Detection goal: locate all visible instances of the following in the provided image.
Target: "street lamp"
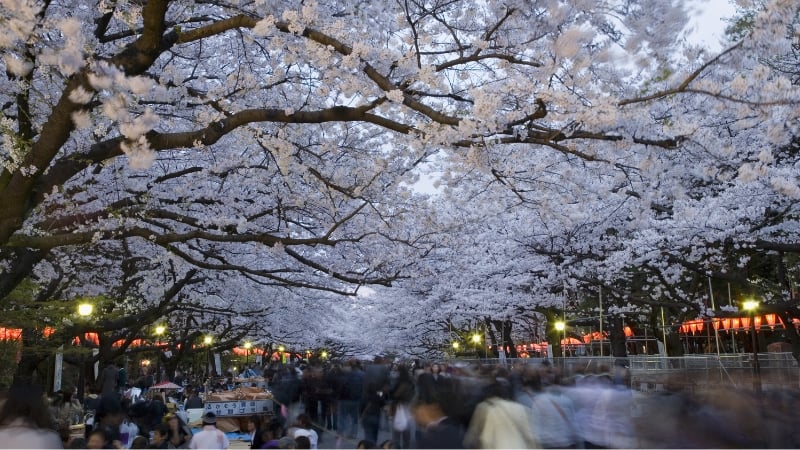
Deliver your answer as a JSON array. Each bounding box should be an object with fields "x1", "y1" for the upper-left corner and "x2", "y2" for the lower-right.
[
  {"x1": 743, "y1": 300, "x2": 762, "y2": 394},
  {"x1": 452, "y1": 341, "x2": 459, "y2": 356},
  {"x1": 78, "y1": 303, "x2": 94, "y2": 317},
  {"x1": 76, "y1": 303, "x2": 93, "y2": 402},
  {"x1": 555, "y1": 321, "x2": 566, "y2": 358},
  {"x1": 244, "y1": 342, "x2": 252, "y2": 366},
  {"x1": 472, "y1": 333, "x2": 484, "y2": 358},
  {"x1": 153, "y1": 325, "x2": 166, "y2": 383},
  {"x1": 204, "y1": 336, "x2": 213, "y2": 377}
]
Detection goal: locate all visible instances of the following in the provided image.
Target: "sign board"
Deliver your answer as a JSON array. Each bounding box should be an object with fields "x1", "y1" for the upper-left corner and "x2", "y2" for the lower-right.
[{"x1": 204, "y1": 399, "x2": 273, "y2": 417}]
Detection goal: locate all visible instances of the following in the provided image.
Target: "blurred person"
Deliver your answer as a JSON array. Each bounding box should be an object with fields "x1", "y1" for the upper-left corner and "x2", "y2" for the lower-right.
[
  {"x1": 411, "y1": 375, "x2": 465, "y2": 449},
  {"x1": 463, "y1": 377, "x2": 538, "y2": 449},
  {"x1": 289, "y1": 413, "x2": 318, "y2": 449},
  {"x1": 356, "y1": 440, "x2": 375, "y2": 449},
  {"x1": 148, "y1": 393, "x2": 168, "y2": 430},
  {"x1": 98, "y1": 362, "x2": 120, "y2": 398},
  {"x1": 52, "y1": 388, "x2": 83, "y2": 427},
  {"x1": 247, "y1": 415, "x2": 264, "y2": 449},
  {"x1": 566, "y1": 374, "x2": 636, "y2": 449},
  {"x1": 0, "y1": 382, "x2": 62, "y2": 448},
  {"x1": 119, "y1": 414, "x2": 140, "y2": 449},
  {"x1": 294, "y1": 435, "x2": 311, "y2": 449},
  {"x1": 388, "y1": 365, "x2": 414, "y2": 449},
  {"x1": 164, "y1": 413, "x2": 191, "y2": 448},
  {"x1": 93, "y1": 394, "x2": 125, "y2": 448},
  {"x1": 87, "y1": 427, "x2": 115, "y2": 449},
  {"x1": 150, "y1": 423, "x2": 171, "y2": 449},
  {"x1": 183, "y1": 389, "x2": 203, "y2": 409},
  {"x1": 67, "y1": 437, "x2": 88, "y2": 449},
  {"x1": 336, "y1": 361, "x2": 364, "y2": 441},
  {"x1": 360, "y1": 382, "x2": 386, "y2": 443},
  {"x1": 188, "y1": 412, "x2": 228, "y2": 449},
  {"x1": 515, "y1": 366, "x2": 582, "y2": 449},
  {"x1": 300, "y1": 365, "x2": 325, "y2": 425},
  {"x1": 130, "y1": 436, "x2": 149, "y2": 449},
  {"x1": 276, "y1": 436, "x2": 296, "y2": 449}
]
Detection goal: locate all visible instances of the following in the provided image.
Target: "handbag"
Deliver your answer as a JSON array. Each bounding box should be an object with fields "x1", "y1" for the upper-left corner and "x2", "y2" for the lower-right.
[{"x1": 392, "y1": 403, "x2": 410, "y2": 431}]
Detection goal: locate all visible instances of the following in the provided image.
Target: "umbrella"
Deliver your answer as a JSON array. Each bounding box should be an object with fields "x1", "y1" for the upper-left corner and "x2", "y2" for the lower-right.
[{"x1": 150, "y1": 381, "x2": 181, "y2": 390}]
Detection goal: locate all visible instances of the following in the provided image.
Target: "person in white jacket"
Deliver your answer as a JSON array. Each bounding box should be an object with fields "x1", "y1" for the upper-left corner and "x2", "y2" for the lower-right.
[
  {"x1": 463, "y1": 377, "x2": 539, "y2": 449},
  {"x1": 189, "y1": 412, "x2": 229, "y2": 449}
]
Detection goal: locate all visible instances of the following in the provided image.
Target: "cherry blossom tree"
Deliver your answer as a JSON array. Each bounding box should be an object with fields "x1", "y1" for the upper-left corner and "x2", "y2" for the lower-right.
[{"x1": 1, "y1": 0, "x2": 800, "y2": 364}]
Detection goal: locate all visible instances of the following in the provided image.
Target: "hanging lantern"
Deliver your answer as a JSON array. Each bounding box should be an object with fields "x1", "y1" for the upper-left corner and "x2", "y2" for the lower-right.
[
  {"x1": 712, "y1": 318, "x2": 720, "y2": 330},
  {"x1": 695, "y1": 320, "x2": 704, "y2": 333},
  {"x1": 754, "y1": 316, "x2": 762, "y2": 331},
  {"x1": 624, "y1": 326, "x2": 634, "y2": 337},
  {"x1": 721, "y1": 318, "x2": 731, "y2": 330},
  {"x1": 740, "y1": 317, "x2": 750, "y2": 329},
  {"x1": 765, "y1": 314, "x2": 776, "y2": 330}
]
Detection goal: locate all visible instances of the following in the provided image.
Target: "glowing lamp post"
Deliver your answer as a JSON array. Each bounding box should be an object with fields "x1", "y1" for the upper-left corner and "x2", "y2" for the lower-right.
[
  {"x1": 244, "y1": 342, "x2": 252, "y2": 366},
  {"x1": 743, "y1": 300, "x2": 762, "y2": 394},
  {"x1": 76, "y1": 303, "x2": 93, "y2": 401},
  {"x1": 154, "y1": 325, "x2": 166, "y2": 383},
  {"x1": 555, "y1": 321, "x2": 566, "y2": 358},
  {"x1": 472, "y1": 333, "x2": 484, "y2": 358},
  {"x1": 78, "y1": 303, "x2": 94, "y2": 317},
  {"x1": 204, "y1": 336, "x2": 213, "y2": 377}
]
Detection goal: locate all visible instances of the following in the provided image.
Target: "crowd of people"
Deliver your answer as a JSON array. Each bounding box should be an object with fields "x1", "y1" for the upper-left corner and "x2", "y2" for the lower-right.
[
  {"x1": 1, "y1": 355, "x2": 800, "y2": 448},
  {"x1": 264, "y1": 357, "x2": 800, "y2": 449}
]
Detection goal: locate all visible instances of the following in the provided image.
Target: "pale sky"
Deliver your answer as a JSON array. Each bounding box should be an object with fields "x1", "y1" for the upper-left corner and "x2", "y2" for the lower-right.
[{"x1": 687, "y1": 0, "x2": 739, "y2": 51}]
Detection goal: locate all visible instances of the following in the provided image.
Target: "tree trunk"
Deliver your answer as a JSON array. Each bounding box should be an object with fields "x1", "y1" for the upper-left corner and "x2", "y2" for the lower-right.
[
  {"x1": 12, "y1": 328, "x2": 49, "y2": 387},
  {"x1": 483, "y1": 316, "x2": 498, "y2": 357}
]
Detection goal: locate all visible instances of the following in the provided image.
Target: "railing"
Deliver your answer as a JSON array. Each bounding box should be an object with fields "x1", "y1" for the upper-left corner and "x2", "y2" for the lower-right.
[
  {"x1": 447, "y1": 353, "x2": 800, "y2": 390},
  {"x1": 448, "y1": 353, "x2": 799, "y2": 370}
]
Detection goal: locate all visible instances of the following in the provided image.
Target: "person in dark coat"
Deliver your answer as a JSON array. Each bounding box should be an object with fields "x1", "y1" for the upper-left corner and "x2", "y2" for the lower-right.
[
  {"x1": 98, "y1": 362, "x2": 119, "y2": 397},
  {"x1": 412, "y1": 375, "x2": 465, "y2": 449},
  {"x1": 360, "y1": 382, "x2": 386, "y2": 443}
]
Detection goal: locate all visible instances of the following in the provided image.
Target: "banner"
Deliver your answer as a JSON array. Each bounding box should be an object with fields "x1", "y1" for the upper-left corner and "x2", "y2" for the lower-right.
[
  {"x1": 92, "y1": 348, "x2": 100, "y2": 380},
  {"x1": 213, "y1": 353, "x2": 222, "y2": 376},
  {"x1": 53, "y1": 345, "x2": 63, "y2": 392},
  {"x1": 204, "y1": 399, "x2": 273, "y2": 417}
]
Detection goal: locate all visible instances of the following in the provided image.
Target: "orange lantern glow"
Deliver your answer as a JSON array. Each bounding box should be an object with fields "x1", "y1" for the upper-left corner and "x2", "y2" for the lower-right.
[
  {"x1": 624, "y1": 326, "x2": 634, "y2": 337},
  {"x1": 765, "y1": 314, "x2": 776, "y2": 330},
  {"x1": 740, "y1": 317, "x2": 750, "y2": 329}
]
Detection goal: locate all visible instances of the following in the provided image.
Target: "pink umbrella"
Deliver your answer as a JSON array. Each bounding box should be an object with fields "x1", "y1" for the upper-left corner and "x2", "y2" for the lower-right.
[{"x1": 150, "y1": 381, "x2": 181, "y2": 390}]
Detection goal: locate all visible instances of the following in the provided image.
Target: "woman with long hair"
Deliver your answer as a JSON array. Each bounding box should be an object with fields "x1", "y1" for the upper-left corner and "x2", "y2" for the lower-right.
[{"x1": 0, "y1": 382, "x2": 63, "y2": 448}]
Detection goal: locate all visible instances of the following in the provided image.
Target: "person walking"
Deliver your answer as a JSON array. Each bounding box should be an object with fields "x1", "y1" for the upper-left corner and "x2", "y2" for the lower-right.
[
  {"x1": 388, "y1": 366, "x2": 414, "y2": 449},
  {"x1": 188, "y1": 412, "x2": 229, "y2": 449}
]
